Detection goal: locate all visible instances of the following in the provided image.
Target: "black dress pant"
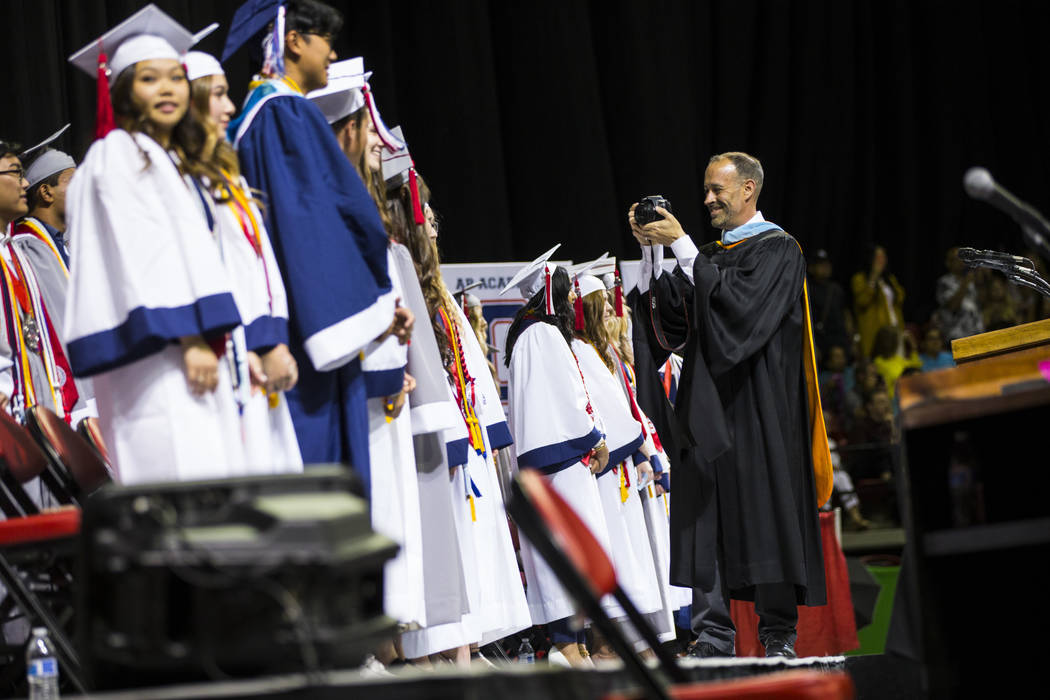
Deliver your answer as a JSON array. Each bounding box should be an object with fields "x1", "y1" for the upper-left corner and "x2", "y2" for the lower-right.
[{"x1": 691, "y1": 555, "x2": 799, "y2": 654}]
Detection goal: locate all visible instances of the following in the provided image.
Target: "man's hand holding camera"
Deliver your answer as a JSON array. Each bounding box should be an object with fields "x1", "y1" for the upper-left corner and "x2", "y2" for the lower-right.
[{"x1": 628, "y1": 195, "x2": 686, "y2": 247}]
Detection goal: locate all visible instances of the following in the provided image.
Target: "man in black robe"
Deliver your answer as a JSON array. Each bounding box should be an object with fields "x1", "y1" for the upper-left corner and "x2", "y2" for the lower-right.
[{"x1": 628, "y1": 151, "x2": 829, "y2": 658}]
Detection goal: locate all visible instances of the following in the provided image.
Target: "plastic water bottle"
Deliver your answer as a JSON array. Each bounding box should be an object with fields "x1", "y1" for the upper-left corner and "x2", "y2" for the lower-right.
[
  {"x1": 26, "y1": 627, "x2": 60, "y2": 699},
  {"x1": 517, "y1": 637, "x2": 535, "y2": 664}
]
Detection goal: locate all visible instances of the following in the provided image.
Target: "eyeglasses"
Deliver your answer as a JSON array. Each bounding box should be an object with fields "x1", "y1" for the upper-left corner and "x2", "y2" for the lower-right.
[
  {"x1": 0, "y1": 166, "x2": 26, "y2": 181},
  {"x1": 303, "y1": 31, "x2": 334, "y2": 46}
]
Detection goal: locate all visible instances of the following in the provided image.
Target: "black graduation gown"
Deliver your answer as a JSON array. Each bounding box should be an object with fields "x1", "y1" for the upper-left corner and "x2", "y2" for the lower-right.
[{"x1": 639, "y1": 230, "x2": 827, "y2": 606}]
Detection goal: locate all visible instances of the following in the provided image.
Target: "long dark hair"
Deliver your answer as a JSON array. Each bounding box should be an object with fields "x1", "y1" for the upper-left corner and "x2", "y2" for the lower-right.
[
  {"x1": 111, "y1": 63, "x2": 224, "y2": 184},
  {"x1": 504, "y1": 265, "x2": 574, "y2": 367}
]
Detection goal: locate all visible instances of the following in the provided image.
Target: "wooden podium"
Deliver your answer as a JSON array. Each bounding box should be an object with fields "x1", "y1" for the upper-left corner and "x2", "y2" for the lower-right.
[{"x1": 896, "y1": 318, "x2": 1050, "y2": 698}]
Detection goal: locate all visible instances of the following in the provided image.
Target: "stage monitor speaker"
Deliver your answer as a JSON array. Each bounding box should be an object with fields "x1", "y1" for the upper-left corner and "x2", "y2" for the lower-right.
[{"x1": 76, "y1": 465, "x2": 399, "y2": 690}]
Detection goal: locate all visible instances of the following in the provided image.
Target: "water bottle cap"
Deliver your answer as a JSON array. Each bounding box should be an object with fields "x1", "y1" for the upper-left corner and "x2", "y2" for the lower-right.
[{"x1": 31, "y1": 627, "x2": 47, "y2": 635}]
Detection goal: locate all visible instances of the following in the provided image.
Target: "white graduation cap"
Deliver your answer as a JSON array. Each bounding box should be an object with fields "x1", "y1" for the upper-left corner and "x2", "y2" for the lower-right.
[
  {"x1": 306, "y1": 57, "x2": 369, "y2": 124},
  {"x1": 68, "y1": 4, "x2": 201, "y2": 79},
  {"x1": 380, "y1": 125, "x2": 427, "y2": 226},
  {"x1": 576, "y1": 275, "x2": 606, "y2": 298},
  {"x1": 21, "y1": 125, "x2": 76, "y2": 190},
  {"x1": 499, "y1": 244, "x2": 562, "y2": 314},
  {"x1": 183, "y1": 50, "x2": 224, "y2": 82},
  {"x1": 568, "y1": 254, "x2": 611, "y2": 328},
  {"x1": 68, "y1": 5, "x2": 211, "y2": 140}
]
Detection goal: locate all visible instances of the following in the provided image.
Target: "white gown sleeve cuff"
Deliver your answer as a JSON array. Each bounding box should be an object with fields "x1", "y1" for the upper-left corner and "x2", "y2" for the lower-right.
[{"x1": 670, "y1": 235, "x2": 698, "y2": 283}]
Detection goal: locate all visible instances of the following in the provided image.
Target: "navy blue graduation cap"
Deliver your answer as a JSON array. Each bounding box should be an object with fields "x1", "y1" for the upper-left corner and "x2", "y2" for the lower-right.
[{"x1": 221, "y1": 0, "x2": 282, "y2": 62}]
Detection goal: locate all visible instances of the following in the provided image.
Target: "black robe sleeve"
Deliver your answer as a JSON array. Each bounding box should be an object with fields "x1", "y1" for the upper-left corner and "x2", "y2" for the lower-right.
[
  {"x1": 636, "y1": 265, "x2": 731, "y2": 463},
  {"x1": 693, "y1": 232, "x2": 807, "y2": 378}
]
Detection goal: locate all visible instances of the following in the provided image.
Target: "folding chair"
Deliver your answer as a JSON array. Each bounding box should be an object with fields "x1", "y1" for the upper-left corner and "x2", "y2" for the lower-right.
[
  {"x1": 26, "y1": 406, "x2": 110, "y2": 504},
  {"x1": 507, "y1": 469, "x2": 855, "y2": 700},
  {"x1": 76, "y1": 416, "x2": 110, "y2": 466},
  {"x1": 0, "y1": 411, "x2": 87, "y2": 694}
]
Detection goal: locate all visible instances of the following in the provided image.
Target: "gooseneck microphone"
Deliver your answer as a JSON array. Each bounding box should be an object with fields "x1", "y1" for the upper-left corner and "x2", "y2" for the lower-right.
[{"x1": 963, "y1": 167, "x2": 1050, "y2": 262}]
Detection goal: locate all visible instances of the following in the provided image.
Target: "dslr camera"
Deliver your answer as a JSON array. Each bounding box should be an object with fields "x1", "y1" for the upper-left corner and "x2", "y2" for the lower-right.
[{"x1": 634, "y1": 195, "x2": 672, "y2": 226}]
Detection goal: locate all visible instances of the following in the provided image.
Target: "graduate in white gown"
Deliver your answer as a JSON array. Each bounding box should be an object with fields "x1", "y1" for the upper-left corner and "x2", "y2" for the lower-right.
[
  {"x1": 601, "y1": 297, "x2": 691, "y2": 638},
  {"x1": 502, "y1": 247, "x2": 615, "y2": 668},
  {"x1": 307, "y1": 61, "x2": 426, "y2": 630},
  {"x1": 569, "y1": 272, "x2": 665, "y2": 659},
  {"x1": 383, "y1": 135, "x2": 529, "y2": 663},
  {"x1": 605, "y1": 297, "x2": 694, "y2": 616},
  {"x1": 185, "y1": 51, "x2": 303, "y2": 476},
  {"x1": 63, "y1": 6, "x2": 247, "y2": 484}
]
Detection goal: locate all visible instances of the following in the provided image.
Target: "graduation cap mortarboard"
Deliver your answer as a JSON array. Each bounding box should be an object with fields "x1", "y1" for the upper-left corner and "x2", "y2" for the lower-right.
[
  {"x1": 184, "y1": 51, "x2": 225, "y2": 82},
  {"x1": 68, "y1": 5, "x2": 209, "y2": 139},
  {"x1": 307, "y1": 57, "x2": 368, "y2": 124},
  {"x1": 221, "y1": 0, "x2": 282, "y2": 62},
  {"x1": 68, "y1": 4, "x2": 198, "y2": 79},
  {"x1": 567, "y1": 254, "x2": 607, "y2": 329},
  {"x1": 378, "y1": 125, "x2": 425, "y2": 225},
  {"x1": 19, "y1": 124, "x2": 76, "y2": 190},
  {"x1": 576, "y1": 275, "x2": 606, "y2": 298},
  {"x1": 499, "y1": 244, "x2": 562, "y2": 314}
]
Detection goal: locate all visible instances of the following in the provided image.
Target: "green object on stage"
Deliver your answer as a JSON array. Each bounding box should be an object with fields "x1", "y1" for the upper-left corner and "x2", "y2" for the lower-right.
[{"x1": 848, "y1": 565, "x2": 900, "y2": 656}]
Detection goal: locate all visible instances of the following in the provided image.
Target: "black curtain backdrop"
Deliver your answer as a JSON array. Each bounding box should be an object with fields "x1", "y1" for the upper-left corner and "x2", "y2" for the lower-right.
[{"x1": 3, "y1": 0, "x2": 1050, "y2": 324}]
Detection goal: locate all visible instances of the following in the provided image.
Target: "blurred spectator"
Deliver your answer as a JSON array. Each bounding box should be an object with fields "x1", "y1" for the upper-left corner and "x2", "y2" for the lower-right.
[
  {"x1": 808, "y1": 248, "x2": 853, "y2": 362},
  {"x1": 934, "y1": 247, "x2": 983, "y2": 342},
  {"x1": 981, "y1": 274, "x2": 1021, "y2": 331},
  {"x1": 918, "y1": 325, "x2": 955, "y2": 372},
  {"x1": 826, "y1": 431, "x2": 872, "y2": 531},
  {"x1": 848, "y1": 359, "x2": 884, "y2": 428},
  {"x1": 847, "y1": 386, "x2": 896, "y2": 482},
  {"x1": 851, "y1": 244, "x2": 905, "y2": 358},
  {"x1": 871, "y1": 325, "x2": 921, "y2": 400},
  {"x1": 818, "y1": 344, "x2": 855, "y2": 436}
]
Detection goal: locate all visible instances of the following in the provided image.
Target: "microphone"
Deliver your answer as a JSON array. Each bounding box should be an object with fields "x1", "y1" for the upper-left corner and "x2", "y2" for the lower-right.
[
  {"x1": 957, "y1": 247, "x2": 1035, "y2": 270},
  {"x1": 964, "y1": 168, "x2": 1050, "y2": 261}
]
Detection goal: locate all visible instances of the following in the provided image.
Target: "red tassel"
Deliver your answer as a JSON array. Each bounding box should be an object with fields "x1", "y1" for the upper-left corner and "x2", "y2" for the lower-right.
[
  {"x1": 574, "y1": 277, "x2": 585, "y2": 331},
  {"x1": 95, "y1": 43, "x2": 115, "y2": 140},
  {"x1": 408, "y1": 167, "x2": 425, "y2": 225},
  {"x1": 544, "y1": 265, "x2": 553, "y2": 315},
  {"x1": 614, "y1": 268, "x2": 624, "y2": 317}
]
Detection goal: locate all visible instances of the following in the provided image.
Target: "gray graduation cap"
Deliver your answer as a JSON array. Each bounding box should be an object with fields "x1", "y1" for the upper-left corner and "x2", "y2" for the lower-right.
[
  {"x1": 68, "y1": 4, "x2": 200, "y2": 79},
  {"x1": 21, "y1": 125, "x2": 76, "y2": 189},
  {"x1": 381, "y1": 125, "x2": 413, "y2": 187},
  {"x1": 306, "y1": 58, "x2": 369, "y2": 125},
  {"x1": 500, "y1": 244, "x2": 562, "y2": 301}
]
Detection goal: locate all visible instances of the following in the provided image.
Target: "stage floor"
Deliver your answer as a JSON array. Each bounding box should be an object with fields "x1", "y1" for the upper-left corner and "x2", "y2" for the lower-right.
[{"x1": 75, "y1": 653, "x2": 923, "y2": 699}]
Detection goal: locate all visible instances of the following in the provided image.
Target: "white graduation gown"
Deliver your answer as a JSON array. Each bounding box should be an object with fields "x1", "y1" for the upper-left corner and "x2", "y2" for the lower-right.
[
  {"x1": 63, "y1": 130, "x2": 246, "y2": 484},
  {"x1": 572, "y1": 339, "x2": 663, "y2": 621},
  {"x1": 450, "y1": 302, "x2": 530, "y2": 645},
  {"x1": 209, "y1": 176, "x2": 302, "y2": 474},
  {"x1": 507, "y1": 322, "x2": 615, "y2": 625},
  {"x1": 363, "y1": 247, "x2": 426, "y2": 627}
]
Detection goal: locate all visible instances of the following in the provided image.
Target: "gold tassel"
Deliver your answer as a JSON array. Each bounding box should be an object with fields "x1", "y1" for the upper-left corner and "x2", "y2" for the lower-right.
[
  {"x1": 267, "y1": 392, "x2": 280, "y2": 409},
  {"x1": 469, "y1": 494, "x2": 477, "y2": 522},
  {"x1": 619, "y1": 467, "x2": 629, "y2": 504}
]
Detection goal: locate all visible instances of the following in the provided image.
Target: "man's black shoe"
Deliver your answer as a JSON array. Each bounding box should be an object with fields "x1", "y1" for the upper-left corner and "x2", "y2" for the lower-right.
[
  {"x1": 763, "y1": 637, "x2": 797, "y2": 659},
  {"x1": 688, "y1": 641, "x2": 734, "y2": 658}
]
